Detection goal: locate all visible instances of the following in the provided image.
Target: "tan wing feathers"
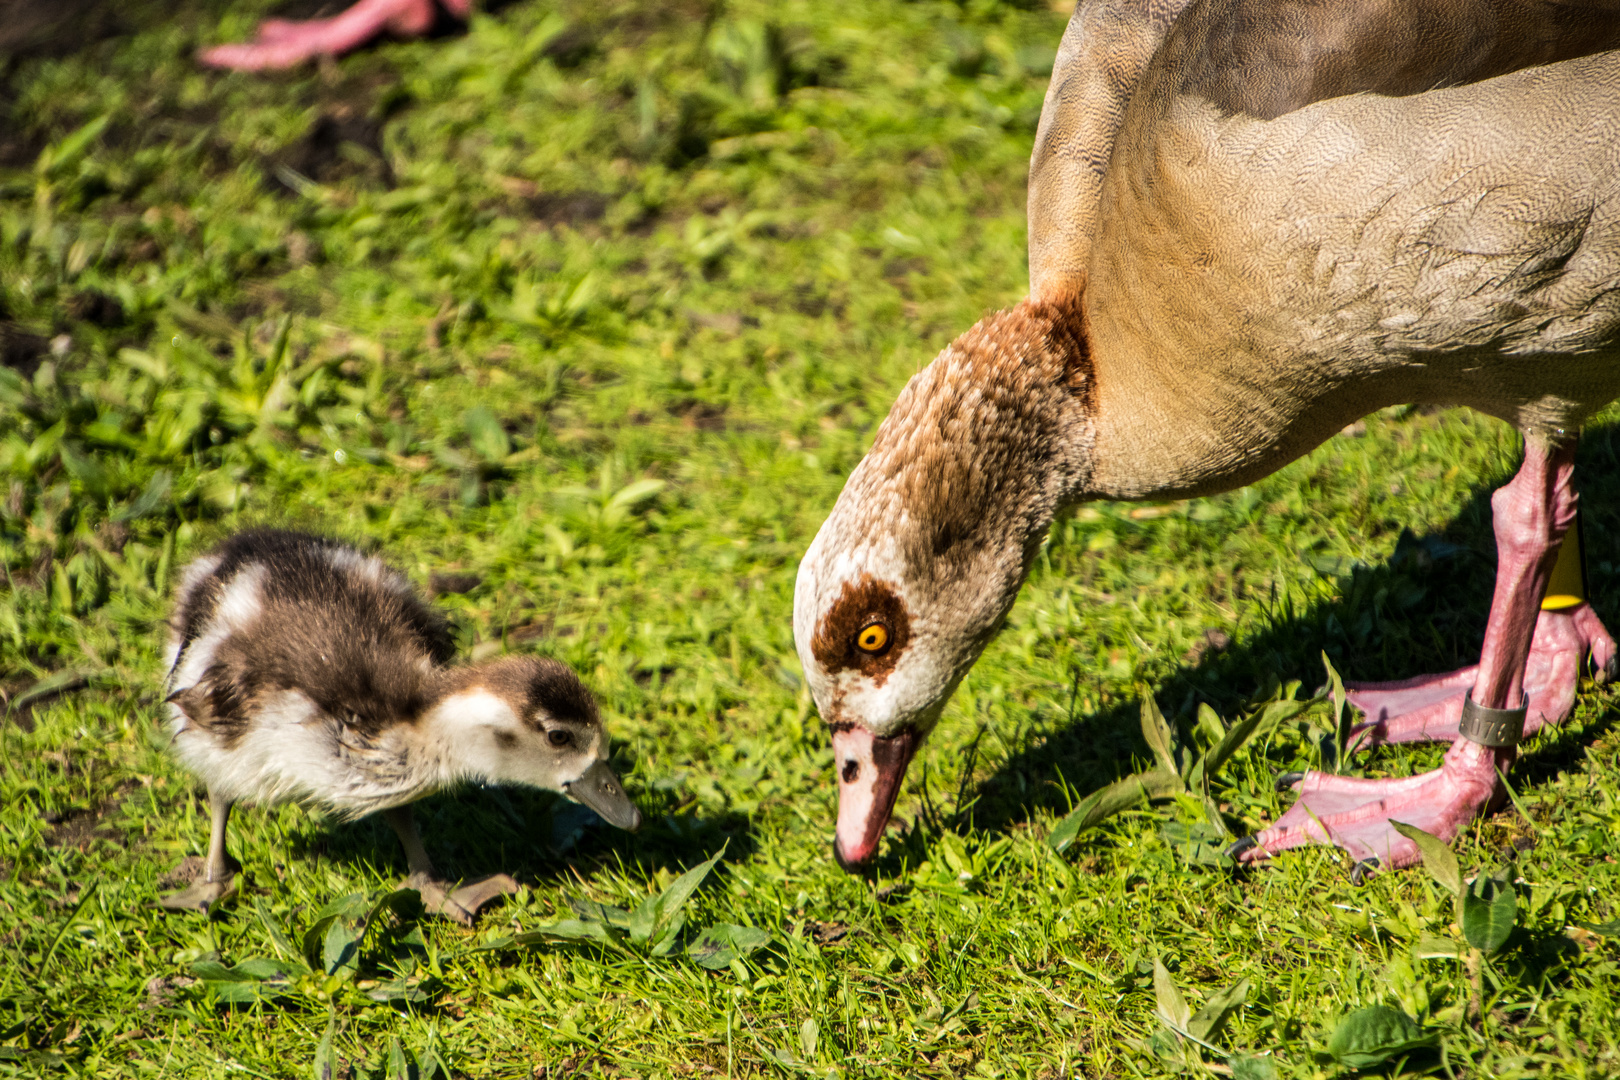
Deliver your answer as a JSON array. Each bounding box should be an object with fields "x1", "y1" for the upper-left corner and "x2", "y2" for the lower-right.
[
  {"x1": 1028, "y1": 0, "x2": 1192, "y2": 301},
  {"x1": 1171, "y1": 0, "x2": 1620, "y2": 120},
  {"x1": 1028, "y1": 0, "x2": 1620, "y2": 304}
]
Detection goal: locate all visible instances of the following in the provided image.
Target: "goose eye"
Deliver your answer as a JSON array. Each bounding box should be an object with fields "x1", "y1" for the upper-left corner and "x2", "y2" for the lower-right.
[
  {"x1": 547, "y1": 730, "x2": 572, "y2": 748},
  {"x1": 854, "y1": 622, "x2": 890, "y2": 654}
]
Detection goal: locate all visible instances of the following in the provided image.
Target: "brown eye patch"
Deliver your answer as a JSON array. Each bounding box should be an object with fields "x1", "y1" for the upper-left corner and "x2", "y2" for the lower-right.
[{"x1": 811, "y1": 574, "x2": 912, "y2": 685}]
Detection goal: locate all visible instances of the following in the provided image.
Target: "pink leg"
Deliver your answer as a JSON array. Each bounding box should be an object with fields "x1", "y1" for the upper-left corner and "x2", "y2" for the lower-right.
[
  {"x1": 1233, "y1": 439, "x2": 1590, "y2": 877},
  {"x1": 198, "y1": 0, "x2": 472, "y2": 71},
  {"x1": 1343, "y1": 603, "x2": 1614, "y2": 751}
]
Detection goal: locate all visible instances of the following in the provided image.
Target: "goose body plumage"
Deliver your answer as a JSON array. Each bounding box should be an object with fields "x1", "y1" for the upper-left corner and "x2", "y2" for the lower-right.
[
  {"x1": 1084, "y1": 43, "x2": 1620, "y2": 499},
  {"x1": 161, "y1": 529, "x2": 639, "y2": 920},
  {"x1": 795, "y1": 0, "x2": 1620, "y2": 870}
]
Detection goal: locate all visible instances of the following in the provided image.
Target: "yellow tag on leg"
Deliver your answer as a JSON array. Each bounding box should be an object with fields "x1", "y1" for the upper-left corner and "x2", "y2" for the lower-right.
[{"x1": 1542, "y1": 507, "x2": 1586, "y2": 610}]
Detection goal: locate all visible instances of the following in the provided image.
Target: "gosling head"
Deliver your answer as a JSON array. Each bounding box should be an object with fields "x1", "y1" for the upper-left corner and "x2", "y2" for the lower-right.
[
  {"x1": 429, "y1": 656, "x2": 641, "y2": 830},
  {"x1": 793, "y1": 299, "x2": 1095, "y2": 869}
]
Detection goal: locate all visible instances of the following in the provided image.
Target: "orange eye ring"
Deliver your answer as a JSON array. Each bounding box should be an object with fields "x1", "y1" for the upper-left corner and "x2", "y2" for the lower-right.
[{"x1": 855, "y1": 622, "x2": 890, "y2": 654}]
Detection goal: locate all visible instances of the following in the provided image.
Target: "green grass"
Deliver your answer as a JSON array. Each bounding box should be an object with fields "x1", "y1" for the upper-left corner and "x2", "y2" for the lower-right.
[{"x1": 5, "y1": 1, "x2": 1620, "y2": 1076}]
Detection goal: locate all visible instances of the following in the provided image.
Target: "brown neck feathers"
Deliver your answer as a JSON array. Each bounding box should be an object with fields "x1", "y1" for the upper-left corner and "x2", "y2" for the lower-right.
[{"x1": 1022, "y1": 289, "x2": 1094, "y2": 407}]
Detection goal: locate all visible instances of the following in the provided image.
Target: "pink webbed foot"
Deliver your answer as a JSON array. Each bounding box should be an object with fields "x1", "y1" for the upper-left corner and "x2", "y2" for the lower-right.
[
  {"x1": 1342, "y1": 604, "x2": 1616, "y2": 752},
  {"x1": 198, "y1": 0, "x2": 471, "y2": 71},
  {"x1": 1229, "y1": 738, "x2": 1508, "y2": 879}
]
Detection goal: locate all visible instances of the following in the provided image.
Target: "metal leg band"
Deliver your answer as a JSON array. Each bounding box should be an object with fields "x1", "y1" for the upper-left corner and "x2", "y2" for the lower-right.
[{"x1": 1458, "y1": 690, "x2": 1529, "y2": 748}]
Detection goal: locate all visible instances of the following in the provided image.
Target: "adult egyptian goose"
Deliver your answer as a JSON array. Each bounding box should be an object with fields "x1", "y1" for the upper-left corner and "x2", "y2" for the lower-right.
[
  {"x1": 161, "y1": 528, "x2": 639, "y2": 922},
  {"x1": 794, "y1": 0, "x2": 1620, "y2": 874},
  {"x1": 198, "y1": 0, "x2": 468, "y2": 71}
]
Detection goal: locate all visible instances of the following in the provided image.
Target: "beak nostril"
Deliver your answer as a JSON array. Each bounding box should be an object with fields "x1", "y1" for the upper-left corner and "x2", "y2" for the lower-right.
[{"x1": 841, "y1": 759, "x2": 859, "y2": 784}]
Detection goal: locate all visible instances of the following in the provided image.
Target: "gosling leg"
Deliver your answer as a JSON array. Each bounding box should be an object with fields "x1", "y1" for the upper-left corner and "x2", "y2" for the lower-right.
[
  {"x1": 383, "y1": 805, "x2": 517, "y2": 926},
  {"x1": 159, "y1": 789, "x2": 239, "y2": 911}
]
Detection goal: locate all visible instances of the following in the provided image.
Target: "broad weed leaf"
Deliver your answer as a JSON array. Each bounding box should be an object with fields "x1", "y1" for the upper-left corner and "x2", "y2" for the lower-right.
[
  {"x1": 465, "y1": 406, "x2": 510, "y2": 463},
  {"x1": 800, "y1": 1018, "x2": 819, "y2": 1062},
  {"x1": 688, "y1": 923, "x2": 773, "y2": 970},
  {"x1": 39, "y1": 114, "x2": 108, "y2": 179},
  {"x1": 627, "y1": 893, "x2": 659, "y2": 945},
  {"x1": 192, "y1": 957, "x2": 294, "y2": 982},
  {"x1": 1410, "y1": 934, "x2": 1465, "y2": 961},
  {"x1": 1321, "y1": 651, "x2": 1350, "y2": 772},
  {"x1": 640, "y1": 842, "x2": 728, "y2": 950},
  {"x1": 192, "y1": 957, "x2": 295, "y2": 1003},
  {"x1": 567, "y1": 897, "x2": 631, "y2": 928},
  {"x1": 1187, "y1": 977, "x2": 1248, "y2": 1043},
  {"x1": 934, "y1": 833, "x2": 973, "y2": 879},
  {"x1": 941, "y1": 992, "x2": 979, "y2": 1025},
  {"x1": 1389, "y1": 821, "x2": 1461, "y2": 898},
  {"x1": 231, "y1": 957, "x2": 296, "y2": 981},
  {"x1": 190, "y1": 960, "x2": 235, "y2": 981},
  {"x1": 1161, "y1": 818, "x2": 1231, "y2": 867},
  {"x1": 1327, "y1": 1005, "x2": 1437, "y2": 1068},
  {"x1": 203, "y1": 981, "x2": 264, "y2": 1005},
  {"x1": 253, "y1": 899, "x2": 304, "y2": 968},
  {"x1": 322, "y1": 918, "x2": 360, "y2": 977},
  {"x1": 1196, "y1": 710, "x2": 1263, "y2": 784},
  {"x1": 312, "y1": 1016, "x2": 337, "y2": 1080},
  {"x1": 1152, "y1": 958, "x2": 1191, "y2": 1030},
  {"x1": 364, "y1": 889, "x2": 425, "y2": 937},
  {"x1": 301, "y1": 892, "x2": 368, "y2": 973},
  {"x1": 1461, "y1": 872, "x2": 1517, "y2": 955},
  {"x1": 649, "y1": 910, "x2": 686, "y2": 956},
  {"x1": 1049, "y1": 769, "x2": 1185, "y2": 852},
  {"x1": 1576, "y1": 919, "x2": 1620, "y2": 937},
  {"x1": 530, "y1": 919, "x2": 615, "y2": 944},
  {"x1": 1229, "y1": 1055, "x2": 1277, "y2": 1080},
  {"x1": 1140, "y1": 696, "x2": 1180, "y2": 777},
  {"x1": 1257, "y1": 696, "x2": 1313, "y2": 731},
  {"x1": 113, "y1": 469, "x2": 171, "y2": 523},
  {"x1": 364, "y1": 976, "x2": 430, "y2": 1003},
  {"x1": 606, "y1": 477, "x2": 665, "y2": 512},
  {"x1": 386, "y1": 1037, "x2": 409, "y2": 1080}
]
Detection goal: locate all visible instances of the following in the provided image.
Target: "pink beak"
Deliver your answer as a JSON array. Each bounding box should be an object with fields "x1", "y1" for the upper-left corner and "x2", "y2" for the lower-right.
[{"x1": 831, "y1": 726, "x2": 922, "y2": 869}]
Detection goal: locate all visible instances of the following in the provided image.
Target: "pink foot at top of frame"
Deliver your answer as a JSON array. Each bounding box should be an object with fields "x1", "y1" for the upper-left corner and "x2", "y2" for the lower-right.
[{"x1": 198, "y1": 0, "x2": 472, "y2": 71}]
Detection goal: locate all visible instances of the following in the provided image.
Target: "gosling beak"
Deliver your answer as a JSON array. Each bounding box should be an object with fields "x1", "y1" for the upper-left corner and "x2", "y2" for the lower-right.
[
  {"x1": 564, "y1": 759, "x2": 642, "y2": 831},
  {"x1": 831, "y1": 725, "x2": 922, "y2": 870}
]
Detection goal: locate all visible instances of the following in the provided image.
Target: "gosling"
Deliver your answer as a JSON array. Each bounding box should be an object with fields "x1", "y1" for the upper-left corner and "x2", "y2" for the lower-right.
[{"x1": 159, "y1": 528, "x2": 640, "y2": 923}]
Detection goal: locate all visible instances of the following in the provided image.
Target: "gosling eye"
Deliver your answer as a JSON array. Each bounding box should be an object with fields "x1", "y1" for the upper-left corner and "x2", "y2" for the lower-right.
[
  {"x1": 854, "y1": 622, "x2": 890, "y2": 655},
  {"x1": 547, "y1": 729, "x2": 573, "y2": 748}
]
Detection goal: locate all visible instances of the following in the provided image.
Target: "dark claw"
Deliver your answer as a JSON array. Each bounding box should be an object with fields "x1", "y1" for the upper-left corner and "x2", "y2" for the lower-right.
[
  {"x1": 1224, "y1": 835, "x2": 1258, "y2": 861},
  {"x1": 1350, "y1": 857, "x2": 1382, "y2": 885},
  {"x1": 1275, "y1": 771, "x2": 1306, "y2": 793}
]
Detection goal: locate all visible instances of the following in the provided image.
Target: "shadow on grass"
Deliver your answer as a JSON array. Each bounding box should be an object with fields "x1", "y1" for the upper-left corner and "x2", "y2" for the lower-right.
[
  {"x1": 286, "y1": 771, "x2": 757, "y2": 890},
  {"x1": 968, "y1": 421, "x2": 1620, "y2": 842}
]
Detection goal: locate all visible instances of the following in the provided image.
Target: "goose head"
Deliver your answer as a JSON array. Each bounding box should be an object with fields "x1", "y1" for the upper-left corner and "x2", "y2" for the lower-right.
[
  {"x1": 427, "y1": 656, "x2": 642, "y2": 830},
  {"x1": 794, "y1": 297, "x2": 1094, "y2": 868}
]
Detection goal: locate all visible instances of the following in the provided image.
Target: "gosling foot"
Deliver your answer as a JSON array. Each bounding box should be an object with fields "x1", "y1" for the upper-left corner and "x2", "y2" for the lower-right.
[
  {"x1": 159, "y1": 872, "x2": 238, "y2": 912},
  {"x1": 1343, "y1": 604, "x2": 1616, "y2": 752},
  {"x1": 1229, "y1": 737, "x2": 1509, "y2": 877},
  {"x1": 405, "y1": 871, "x2": 519, "y2": 925}
]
